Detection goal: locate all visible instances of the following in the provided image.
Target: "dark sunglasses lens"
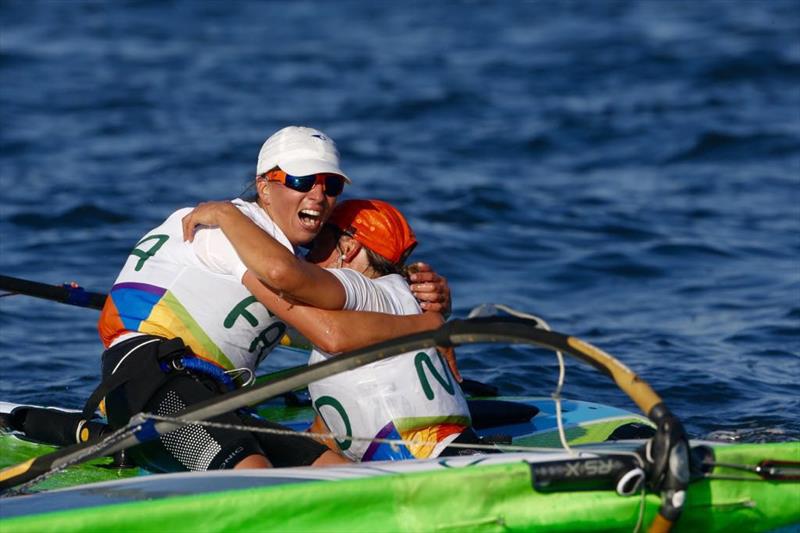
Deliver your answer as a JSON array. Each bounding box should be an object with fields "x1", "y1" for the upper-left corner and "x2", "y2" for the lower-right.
[
  {"x1": 324, "y1": 176, "x2": 345, "y2": 197},
  {"x1": 284, "y1": 174, "x2": 316, "y2": 192}
]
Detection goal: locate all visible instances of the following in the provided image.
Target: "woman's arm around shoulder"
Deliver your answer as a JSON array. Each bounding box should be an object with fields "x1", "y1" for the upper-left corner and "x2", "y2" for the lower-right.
[
  {"x1": 242, "y1": 271, "x2": 442, "y2": 354},
  {"x1": 183, "y1": 201, "x2": 345, "y2": 309}
]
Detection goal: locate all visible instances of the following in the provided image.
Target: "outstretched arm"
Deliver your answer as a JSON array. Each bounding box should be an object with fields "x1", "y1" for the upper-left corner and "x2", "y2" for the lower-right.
[
  {"x1": 183, "y1": 201, "x2": 345, "y2": 309},
  {"x1": 242, "y1": 272, "x2": 443, "y2": 354}
]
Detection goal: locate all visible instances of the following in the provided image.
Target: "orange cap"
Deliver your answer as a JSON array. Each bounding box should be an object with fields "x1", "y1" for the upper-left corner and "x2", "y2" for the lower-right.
[{"x1": 327, "y1": 199, "x2": 417, "y2": 264}]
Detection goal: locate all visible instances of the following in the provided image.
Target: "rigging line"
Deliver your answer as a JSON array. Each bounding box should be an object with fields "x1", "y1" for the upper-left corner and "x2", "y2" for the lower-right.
[
  {"x1": 5, "y1": 389, "x2": 652, "y2": 495},
  {"x1": 709, "y1": 460, "x2": 800, "y2": 479},
  {"x1": 709, "y1": 461, "x2": 763, "y2": 473},
  {"x1": 4, "y1": 423, "x2": 141, "y2": 496},
  {"x1": 553, "y1": 346, "x2": 573, "y2": 455},
  {"x1": 465, "y1": 305, "x2": 575, "y2": 456},
  {"x1": 633, "y1": 479, "x2": 648, "y2": 533},
  {"x1": 702, "y1": 474, "x2": 790, "y2": 482},
  {"x1": 3, "y1": 413, "x2": 639, "y2": 496},
  {"x1": 143, "y1": 413, "x2": 648, "y2": 467},
  {"x1": 142, "y1": 413, "x2": 585, "y2": 455},
  {"x1": 495, "y1": 307, "x2": 648, "y2": 463},
  {"x1": 225, "y1": 367, "x2": 255, "y2": 387},
  {"x1": 502, "y1": 312, "x2": 645, "y2": 467},
  {"x1": 508, "y1": 309, "x2": 575, "y2": 456},
  {"x1": 525, "y1": 317, "x2": 576, "y2": 455}
]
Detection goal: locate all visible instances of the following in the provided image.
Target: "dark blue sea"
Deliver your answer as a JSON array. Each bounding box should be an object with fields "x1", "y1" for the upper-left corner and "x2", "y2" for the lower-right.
[{"x1": 1, "y1": 0, "x2": 798, "y2": 443}]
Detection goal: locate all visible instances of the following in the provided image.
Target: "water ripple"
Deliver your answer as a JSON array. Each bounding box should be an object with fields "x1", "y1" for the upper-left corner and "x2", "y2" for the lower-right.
[
  {"x1": 9, "y1": 204, "x2": 132, "y2": 228},
  {"x1": 666, "y1": 131, "x2": 800, "y2": 163},
  {"x1": 1, "y1": 0, "x2": 798, "y2": 442}
]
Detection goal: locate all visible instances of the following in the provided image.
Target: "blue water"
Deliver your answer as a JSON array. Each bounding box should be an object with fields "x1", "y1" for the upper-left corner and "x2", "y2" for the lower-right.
[{"x1": 1, "y1": 0, "x2": 798, "y2": 443}]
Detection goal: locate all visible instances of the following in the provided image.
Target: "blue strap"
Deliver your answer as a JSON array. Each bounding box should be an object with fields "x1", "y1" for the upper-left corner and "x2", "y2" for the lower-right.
[
  {"x1": 176, "y1": 356, "x2": 236, "y2": 391},
  {"x1": 61, "y1": 283, "x2": 92, "y2": 307},
  {"x1": 134, "y1": 418, "x2": 160, "y2": 443}
]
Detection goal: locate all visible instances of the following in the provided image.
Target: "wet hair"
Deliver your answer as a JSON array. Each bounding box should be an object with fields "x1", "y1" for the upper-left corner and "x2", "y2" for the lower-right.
[
  {"x1": 362, "y1": 244, "x2": 417, "y2": 280},
  {"x1": 364, "y1": 248, "x2": 405, "y2": 277}
]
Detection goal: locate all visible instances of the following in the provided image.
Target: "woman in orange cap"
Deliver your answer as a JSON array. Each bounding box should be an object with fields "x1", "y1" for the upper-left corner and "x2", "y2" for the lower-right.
[{"x1": 183, "y1": 198, "x2": 475, "y2": 461}]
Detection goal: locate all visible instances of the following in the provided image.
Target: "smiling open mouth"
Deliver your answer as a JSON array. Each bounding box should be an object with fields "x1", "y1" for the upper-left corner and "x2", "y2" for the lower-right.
[{"x1": 298, "y1": 209, "x2": 322, "y2": 230}]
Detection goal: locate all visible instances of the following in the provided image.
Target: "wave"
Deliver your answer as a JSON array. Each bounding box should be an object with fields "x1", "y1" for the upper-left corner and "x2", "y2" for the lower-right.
[
  {"x1": 553, "y1": 252, "x2": 665, "y2": 280},
  {"x1": 9, "y1": 204, "x2": 132, "y2": 228},
  {"x1": 648, "y1": 242, "x2": 733, "y2": 258},
  {"x1": 665, "y1": 131, "x2": 800, "y2": 163},
  {"x1": 724, "y1": 324, "x2": 800, "y2": 344},
  {"x1": 700, "y1": 51, "x2": 800, "y2": 83}
]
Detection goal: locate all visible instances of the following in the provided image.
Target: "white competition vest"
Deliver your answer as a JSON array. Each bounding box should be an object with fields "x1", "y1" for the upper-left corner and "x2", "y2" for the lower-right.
[
  {"x1": 98, "y1": 200, "x2": 287, "y2": 373},
  {"x1": 308, "y1": 273, "x2": 471, "y2": 461}
]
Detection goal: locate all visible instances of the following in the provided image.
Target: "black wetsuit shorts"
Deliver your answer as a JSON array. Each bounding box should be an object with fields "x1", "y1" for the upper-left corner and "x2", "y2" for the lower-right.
[{"x1": 101, "y1": 335, "x2": 328, "y2": 472}]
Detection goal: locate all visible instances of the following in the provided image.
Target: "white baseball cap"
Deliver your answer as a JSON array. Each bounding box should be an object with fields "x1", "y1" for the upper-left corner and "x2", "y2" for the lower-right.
[{"x1": 256, "y1": 126, "x2": 351, "y2": 183}]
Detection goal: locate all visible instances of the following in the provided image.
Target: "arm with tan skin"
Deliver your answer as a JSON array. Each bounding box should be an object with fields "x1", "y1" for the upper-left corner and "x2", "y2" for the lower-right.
[
  {"x1": 184, "y1": 202, "x2": 461, "y2": 378},
  {"x1": 183, "y1": 201, "x2": 346, "y2": 309},
  {"x1": 242, "y1": 272, "x2": 445, "y2": 355},
  {"x1": 183, "y1": 202, "x2": 454, "y2": 314}
]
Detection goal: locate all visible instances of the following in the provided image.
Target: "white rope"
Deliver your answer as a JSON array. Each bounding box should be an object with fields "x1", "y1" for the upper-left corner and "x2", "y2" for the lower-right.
[
  {"x1": 632, "y1": 477, "x2": 648, "y2": 533},
  {"x1": 467, "y1": 304, "x2": 575, "y2": 455},
  {"x1": 466, "y1": 304, "x2": 654, "y2": 533},
  {"x1": 225, "y1": 367, "x2": 255, "y2": 387}
]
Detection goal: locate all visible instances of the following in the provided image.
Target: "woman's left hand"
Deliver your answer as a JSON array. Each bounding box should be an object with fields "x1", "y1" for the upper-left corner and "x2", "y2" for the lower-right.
[
  {"x1": 408, "y1": 262, "x2": 452, "y2": 317},
  {"x1": 181, "y1": 201, "x2": 237, "y2": 241}
]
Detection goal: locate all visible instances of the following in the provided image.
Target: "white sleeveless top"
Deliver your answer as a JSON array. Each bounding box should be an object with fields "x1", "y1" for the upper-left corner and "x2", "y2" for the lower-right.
[
  {"x1": 308, "y1": 269, "x2": 471, "y2": 461},
  {"x1": 98, "y1": 199, "x2": 288, "y2": 374}
]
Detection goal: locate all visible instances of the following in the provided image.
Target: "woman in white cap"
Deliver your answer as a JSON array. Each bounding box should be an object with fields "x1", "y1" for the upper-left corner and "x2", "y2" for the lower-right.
[
  {"x1": 182, "y1": 198, "x2": 476, "y2": 461},
  {"x1": 88, "y1": 126, "x2": 450, "y2": 473}
]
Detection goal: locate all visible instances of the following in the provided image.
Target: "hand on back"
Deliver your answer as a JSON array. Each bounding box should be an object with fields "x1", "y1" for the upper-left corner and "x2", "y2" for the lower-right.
[
  {"x1": 408, "y1": 262, "x2": 452, "y2": 317},
  {"x1": 182, "y1": 201, "x2": 238, "y2": 241}
]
